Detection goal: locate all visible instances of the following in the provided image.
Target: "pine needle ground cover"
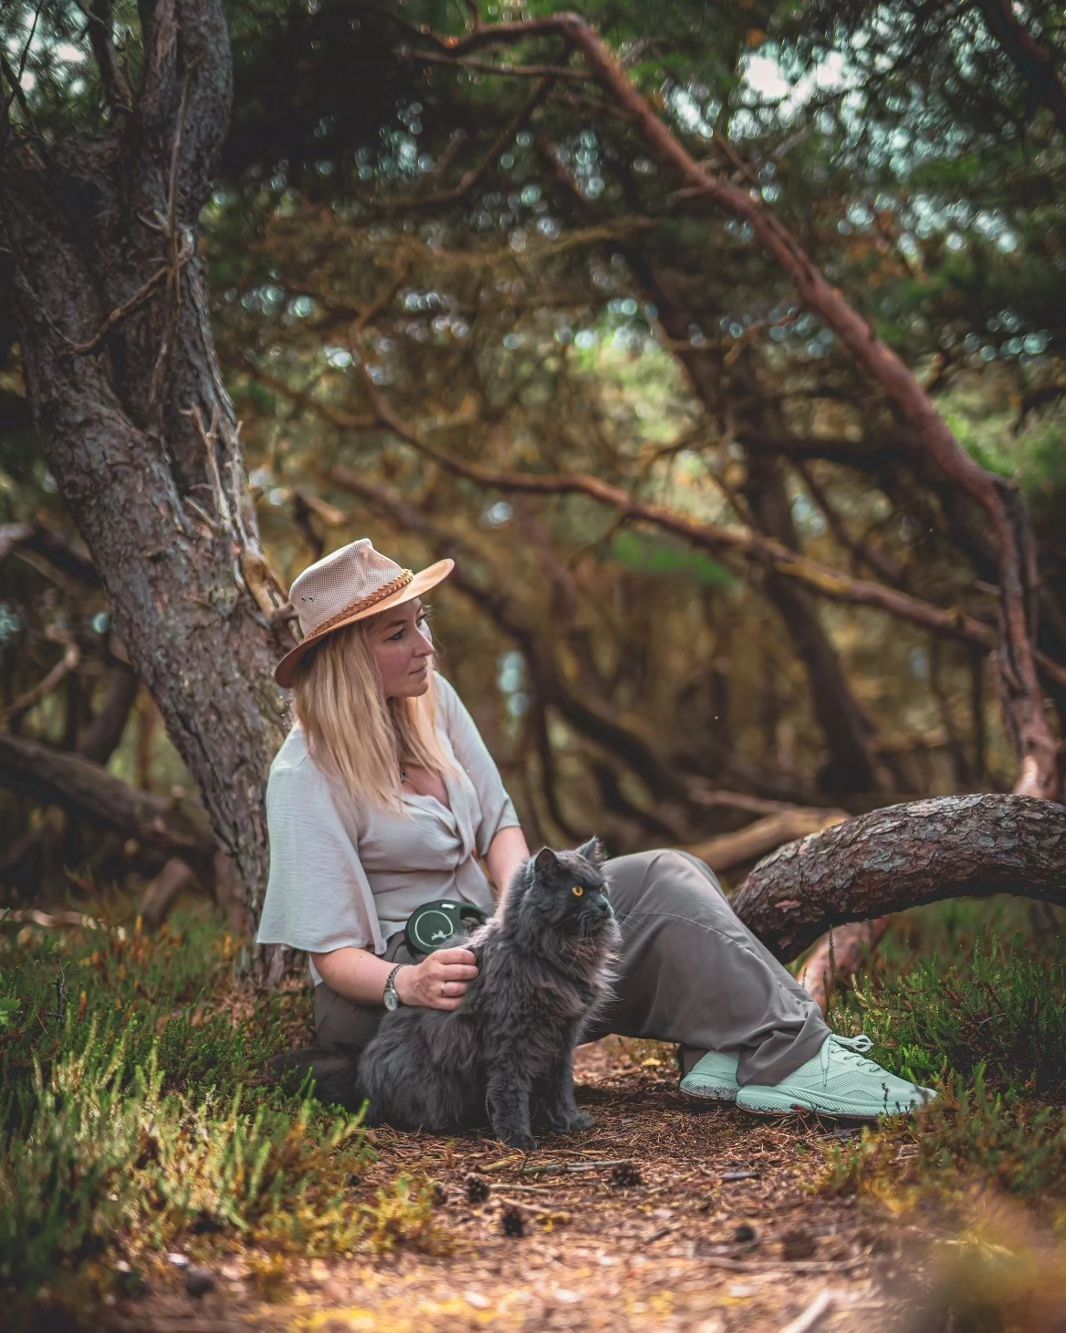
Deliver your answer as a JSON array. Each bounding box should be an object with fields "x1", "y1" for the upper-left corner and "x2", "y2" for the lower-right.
[{"x1": 1, "y1": 904, "x2": 1063, "y2": 1331}]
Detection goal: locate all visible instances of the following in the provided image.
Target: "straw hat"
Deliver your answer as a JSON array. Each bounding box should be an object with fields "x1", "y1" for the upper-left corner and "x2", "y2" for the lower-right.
[{"x1": 274, "y1": 538, "x2": 454, "y2": 688}]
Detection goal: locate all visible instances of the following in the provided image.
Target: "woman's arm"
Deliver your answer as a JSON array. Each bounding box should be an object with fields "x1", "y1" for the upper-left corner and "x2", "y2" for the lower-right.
[
  {"x1": 486, "y1": 824, "x2": 531, "y2": 897},
  {"x1": 311, "y1": 944, "x2": 479, "y2": 1010}
]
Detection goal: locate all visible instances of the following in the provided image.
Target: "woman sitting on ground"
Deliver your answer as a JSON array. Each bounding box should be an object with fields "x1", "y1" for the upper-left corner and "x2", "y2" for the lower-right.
[{"x1": 257, "y1": 537, "x2": 936, "y2": 1120}]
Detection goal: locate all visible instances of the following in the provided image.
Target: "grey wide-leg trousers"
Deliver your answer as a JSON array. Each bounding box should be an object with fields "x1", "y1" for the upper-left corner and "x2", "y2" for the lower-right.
[{"x1": 314, "y1": 848, "x2": 830, "y2": 1087}]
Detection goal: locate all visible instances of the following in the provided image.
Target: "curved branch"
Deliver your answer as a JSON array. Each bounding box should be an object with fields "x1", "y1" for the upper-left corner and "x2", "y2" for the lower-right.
[
  {"x1": 137, "y1": 0, "x2": 232, "y2": 218},
  {"x1": 402, "y1": 6, "x2": 1059, "y2": 798},
  {"x1": 0, "y1": 729, "x2": 215, "y2": 871},
  {"x1": 731, "y1": 794, "x2": 1066, "y2": 962},
  {"x1": 976, "y1": 0, "x2": 1066, "y2": 135},
  {"x1": 0, "y1": 521, "x2": 100, "y2": 586},
  {"x1": 84, "y1": 0, "x2": 134, "y2": 115},
  {"x1": 686, "y1": 807, "x2": 846, "y2": 874},
  {"x1": 0, "y1": 639, "x2": 80, "y2": 724},
  {"x1": 329, "y1": 452, "x2": 1066, "y2": 692}
]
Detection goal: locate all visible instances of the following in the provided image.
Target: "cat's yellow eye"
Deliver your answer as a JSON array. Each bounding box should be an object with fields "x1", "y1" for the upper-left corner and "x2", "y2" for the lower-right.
[{"x1": 571, "y1": 885, "x2": 585, "y2": 897}]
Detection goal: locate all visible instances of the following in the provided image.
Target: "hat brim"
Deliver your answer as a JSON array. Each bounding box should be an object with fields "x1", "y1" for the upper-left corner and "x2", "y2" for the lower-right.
[{"x1": 274, "y1": 557, "x2": 455, "y2": 689}]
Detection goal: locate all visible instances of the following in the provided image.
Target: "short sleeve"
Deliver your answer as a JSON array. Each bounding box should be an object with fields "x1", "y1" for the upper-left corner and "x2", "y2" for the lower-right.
[
  {"x1": 256, "y1": 761, "x2": 387, "y2": 959},
  {"x1": 436, "y1": 674, "x2": 521, "y2": 857}
]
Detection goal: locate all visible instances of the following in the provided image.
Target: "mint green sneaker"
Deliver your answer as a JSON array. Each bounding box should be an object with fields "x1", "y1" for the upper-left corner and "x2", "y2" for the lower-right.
[
  {"x1": 679, "y1": 1051, "x2": 740, "y2": 1104},
  {"x1": 735, "y1": 1034, "x2": 937, "y2": 1120}
]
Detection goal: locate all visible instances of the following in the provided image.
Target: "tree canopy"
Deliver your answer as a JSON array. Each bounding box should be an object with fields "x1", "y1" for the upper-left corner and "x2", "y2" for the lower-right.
[{"x1": 1, "y1": 0, "x2": 1064, "y2": 921}]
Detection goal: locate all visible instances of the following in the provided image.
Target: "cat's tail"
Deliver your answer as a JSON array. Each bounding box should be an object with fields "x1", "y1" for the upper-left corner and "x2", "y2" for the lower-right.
[{"x1": 266, "y1": 1045, "x2": 370, "y2": 1115}]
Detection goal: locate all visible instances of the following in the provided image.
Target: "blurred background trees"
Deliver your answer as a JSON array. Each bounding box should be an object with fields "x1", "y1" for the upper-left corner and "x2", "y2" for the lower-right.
[{"x1": 2, "y1": 0, "x2": 1063, "y2": 931}]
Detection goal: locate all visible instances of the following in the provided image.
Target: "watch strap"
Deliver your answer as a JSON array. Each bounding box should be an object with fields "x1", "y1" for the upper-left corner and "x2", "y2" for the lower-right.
[{"x1": 383, "y1": 962, "x2": 405, "y2": 1006}]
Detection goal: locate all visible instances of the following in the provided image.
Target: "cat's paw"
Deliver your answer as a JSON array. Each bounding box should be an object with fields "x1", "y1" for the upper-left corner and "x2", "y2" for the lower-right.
[
  {"x1": 501, "y1": 1131, "x2": 538, "y2": 1151},
  {"x1": 548, "y1": 1110, "x2": 594, "y2": 1134}
]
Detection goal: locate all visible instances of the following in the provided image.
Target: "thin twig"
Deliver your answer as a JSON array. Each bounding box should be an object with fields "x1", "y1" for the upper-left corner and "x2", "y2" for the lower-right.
[
  {"x1": 68, "y1": 265, "x2": 171, "y2": 354},
  {"x1": 494, "y1": 1195, "x2": 571, "y2": 1216},
  {"x1": 0, "y1": 641, "x2": 80, "y2": 723},
  {"x1": 520, "y1": 1157, "x2": 630, "y2": 1176},
  {"x1": 779, "y1": 1289, "x2": 838, "y2": 1333},
  {"x1": 403, "y1": 49, "x2": 590, "y2": 80}
]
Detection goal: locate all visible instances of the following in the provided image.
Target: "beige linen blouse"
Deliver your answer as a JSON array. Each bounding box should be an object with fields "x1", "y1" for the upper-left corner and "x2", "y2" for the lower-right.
[{"x1": 256, "y1": 673, "x2": 520, "y2": 985}]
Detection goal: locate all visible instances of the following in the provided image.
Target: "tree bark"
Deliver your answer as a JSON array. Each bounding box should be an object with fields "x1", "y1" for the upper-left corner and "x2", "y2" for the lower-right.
[
  {"x1": 0, "y1": 1, "x2": 293, "y2": 931},
  {"x1": 731, "y1": 794, "x2": 1066, "y2": 962},
  {"x1": 740, "y1": 449, "x2": 887, "y2": 795},
  {"x1": 976, "y1": 0, "x2": 1066, "y2": 135}
]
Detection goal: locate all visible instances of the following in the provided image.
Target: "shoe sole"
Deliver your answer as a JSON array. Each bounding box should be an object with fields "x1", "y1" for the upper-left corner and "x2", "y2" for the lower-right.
[
  {"x1": 736, "y1": 1089, "x2": 933, "y2": 1120},
  {"x1": 679, "y1": 1085, "x2": 738, "y2": 1105}
]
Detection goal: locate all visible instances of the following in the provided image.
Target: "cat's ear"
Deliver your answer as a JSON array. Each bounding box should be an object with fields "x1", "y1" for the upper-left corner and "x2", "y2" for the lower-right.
[
  {"x1": 533, "y1": 846, "x2": 560, "y2": 874},
  {"x1": 576, "y1": 836, "x2": 607, "y2": 866}
]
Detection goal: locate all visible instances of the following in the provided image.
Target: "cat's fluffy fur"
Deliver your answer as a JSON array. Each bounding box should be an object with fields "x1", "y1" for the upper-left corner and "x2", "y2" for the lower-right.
[{"x1": 353, "y1": 837, "x2": 620, "y2": 1149}]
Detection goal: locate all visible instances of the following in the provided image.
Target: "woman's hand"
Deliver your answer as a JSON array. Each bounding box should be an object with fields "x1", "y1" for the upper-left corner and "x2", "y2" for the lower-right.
[{"x1": 394, "y1": 947, "x2": 478, "y2": 1010}]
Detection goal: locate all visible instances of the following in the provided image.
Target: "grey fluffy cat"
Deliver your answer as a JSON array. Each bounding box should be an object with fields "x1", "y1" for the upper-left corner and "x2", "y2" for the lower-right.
[{"x1": 353, "y1": 837, "x2": 620, "y2": 1150}]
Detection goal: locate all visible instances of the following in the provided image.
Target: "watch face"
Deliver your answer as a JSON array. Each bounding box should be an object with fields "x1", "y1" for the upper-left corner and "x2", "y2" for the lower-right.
[{"x1": 384, "y1": 984, "x2": 398, "y2": 1011}]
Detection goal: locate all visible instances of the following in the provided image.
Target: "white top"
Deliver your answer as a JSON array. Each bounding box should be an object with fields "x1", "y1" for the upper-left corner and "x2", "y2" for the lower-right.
[{"x1": 256, "y1": 672, "x2": 521, "y2": 984}]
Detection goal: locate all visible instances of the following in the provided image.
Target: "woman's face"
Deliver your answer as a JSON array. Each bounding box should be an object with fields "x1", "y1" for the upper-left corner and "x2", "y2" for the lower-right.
[{"x1": 366, "y1": 597, "x2": 435, "y2": 700}]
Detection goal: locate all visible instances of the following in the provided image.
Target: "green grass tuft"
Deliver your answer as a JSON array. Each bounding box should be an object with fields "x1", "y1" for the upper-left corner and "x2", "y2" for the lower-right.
[
  {"x1": 829, "y1": 929, "x2": 1066, "y2": 1097},
  {"x1": 0, "y1": 908, "x2": 446, "y2": 1321},
  {"x1": 821, "y1": 930, "x2": 1066, "y2": 1213}
]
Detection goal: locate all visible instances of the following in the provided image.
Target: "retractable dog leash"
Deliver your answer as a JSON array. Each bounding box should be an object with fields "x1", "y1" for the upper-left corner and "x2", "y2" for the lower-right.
[{"x1": 403, "y1": 899, "x2": 489, "y2": 957}]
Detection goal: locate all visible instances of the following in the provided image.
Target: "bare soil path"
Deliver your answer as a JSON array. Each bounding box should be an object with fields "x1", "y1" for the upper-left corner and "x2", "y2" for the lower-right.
[{"x1": 106, "y1": 1040, "x2": 918, "y2": 1333}]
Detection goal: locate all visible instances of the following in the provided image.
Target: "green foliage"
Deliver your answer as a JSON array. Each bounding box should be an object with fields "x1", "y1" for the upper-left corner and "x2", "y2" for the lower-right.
[
  {"x1": 821, "y1": 932, "x2": 1066, "y2": 1213},
  {"x1": 830, "y1": 931, "x2": 1066, "y2": 1097},
  {"x1": 358, "y1": 1175, "x2": 445, "y2": 1255},
  {"x1": 941, "y1": 393, "x2": 1066, "y2": 514},
  {"x1": 0, "y1": 1025, "x2": 371, "y2": 1296},
  {"x1": 0, "y1": 914, "x2": 286, "y2": 1106},
  {"x1": 610, "y1": 530, "x2": 735, "y2": 589},
  {"x1": 820, "y1": 1069, "x2": 1066, "y2": 1205},
  {"x1": 0, "y1": 912, "x2": 446, "y2": 1317}
]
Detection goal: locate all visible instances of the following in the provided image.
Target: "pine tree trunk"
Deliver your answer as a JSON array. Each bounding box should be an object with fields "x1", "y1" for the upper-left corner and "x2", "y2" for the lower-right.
[{"x1": 0, "y1": 1, "x2": 292, "y2": 932}]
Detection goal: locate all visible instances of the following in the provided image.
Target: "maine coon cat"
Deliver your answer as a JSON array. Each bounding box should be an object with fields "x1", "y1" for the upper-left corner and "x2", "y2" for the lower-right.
[{"x1": 353, "y1": 837, "x2": 620, "y2": 1150}]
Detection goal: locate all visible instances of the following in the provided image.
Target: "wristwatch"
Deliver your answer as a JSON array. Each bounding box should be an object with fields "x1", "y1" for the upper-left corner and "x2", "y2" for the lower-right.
[{"x1": 383, "y1": 963, "x2": 406, "y2": 1012}]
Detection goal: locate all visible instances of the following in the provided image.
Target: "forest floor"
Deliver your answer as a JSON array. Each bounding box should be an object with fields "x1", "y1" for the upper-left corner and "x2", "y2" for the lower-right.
[
  {"x1": 9, "y1": 909, "x2": 1062, "y2": 1332},
  {"x1": 102, "y1": 1040, "x2": 925, "y2": 1333}
]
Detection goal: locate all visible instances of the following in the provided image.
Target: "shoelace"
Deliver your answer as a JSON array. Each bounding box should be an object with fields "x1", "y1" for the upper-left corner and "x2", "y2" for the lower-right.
[{"x1": 819, "y1": 1033, "x2": 880, "y2": 1086}]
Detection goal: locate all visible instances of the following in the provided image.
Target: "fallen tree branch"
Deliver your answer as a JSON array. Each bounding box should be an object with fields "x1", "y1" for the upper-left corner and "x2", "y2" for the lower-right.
[
  {"x1": 0, "y1": 907, "x2": 128, "y2": 939},
  {"x1": 0, "y1": 731, "x2": 215, "y2": 873},
  {"x1": 686, "y1": 808, "x2": 847, "y2": 874},
  {"x1": 732, "y1": 794, "x2": 1066, "y2": 962}
]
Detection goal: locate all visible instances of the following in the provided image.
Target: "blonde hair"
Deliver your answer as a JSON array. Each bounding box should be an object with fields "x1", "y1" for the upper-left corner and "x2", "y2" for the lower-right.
[{"x1": 291, "y1": 614, "x2": 457, "y2": 812}]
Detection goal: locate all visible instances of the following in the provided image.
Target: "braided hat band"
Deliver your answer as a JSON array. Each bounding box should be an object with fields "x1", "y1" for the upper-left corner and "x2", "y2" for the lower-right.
[{"x1": 274, "y1": 539, "x2": 454, "y2": 687}]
